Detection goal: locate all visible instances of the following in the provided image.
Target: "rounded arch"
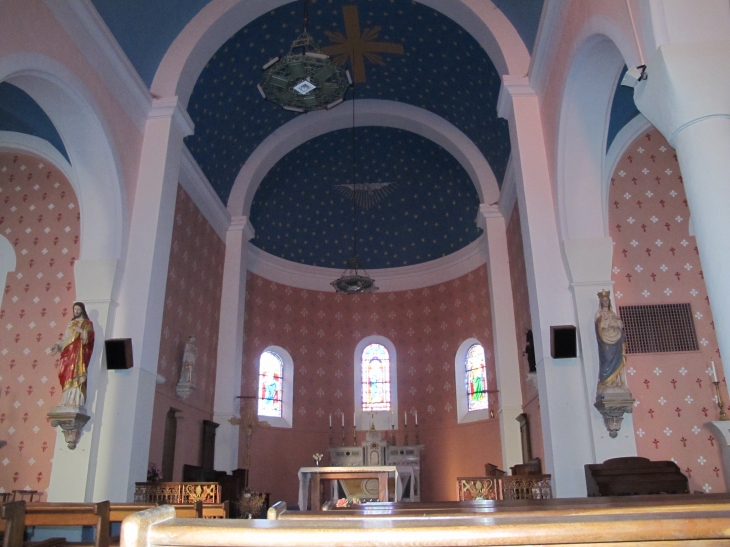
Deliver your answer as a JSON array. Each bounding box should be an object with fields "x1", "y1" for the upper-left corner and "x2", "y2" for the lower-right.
[
  {"x1": 454, "y1": 337, "x2": 490, "y2": 424},
  {"x1": 257, "y1": 345, "x2": 294, "y2": 428},
  {"x1": 0, "y1": 53, "x2": 126, "y2": 263},
  {"x1": 227, "y1": 99, "x2": 499, "y2": 217},
  {"x1": 556, "y1": 33, "x2": 630, "y2": 242},
  {"x1": 151, "y1": 0, "x2": 530, "y2": 107},
  {"x1": 354, "y1": 334, "x2": 398, "y2": 431}
]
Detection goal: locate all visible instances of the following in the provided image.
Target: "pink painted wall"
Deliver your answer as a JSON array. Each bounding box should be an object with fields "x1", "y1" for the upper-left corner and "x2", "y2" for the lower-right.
[
  {"x1": 242, "y1": 265, "x2": 502, "y2": 505},
  {"x1": 0, "y1": 1, "x2": 143, "y2": 211},
  {"x1": 609, "y1": 128, "x2": 727, "y2": 493},
  {"x1": 0, "y1": 151, "x2": 80, "y2": 495},
  {"x1": 505, "y1": 204, "x2": 544, "y2": 465},
  {"x1": 148, "y1": 184, "x2": 225, "y2": 480}
]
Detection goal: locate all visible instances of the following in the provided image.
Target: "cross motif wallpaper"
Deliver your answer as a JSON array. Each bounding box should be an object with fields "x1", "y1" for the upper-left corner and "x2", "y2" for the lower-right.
[
  {"x1": 0, "y1": 151, "x2": 80, "y2": 495},
  {"x1": 609, "y1": 128, "x2": 727, "y2": 493},
  {"x1": 148, "y1": 185, "x2": 226, "y2": 478},
  {"x1": 242, "y1": 265, "x2": 504, "y2": 503}
]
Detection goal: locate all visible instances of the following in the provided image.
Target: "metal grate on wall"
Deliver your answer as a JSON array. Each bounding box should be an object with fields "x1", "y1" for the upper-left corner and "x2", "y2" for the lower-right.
[{"x1": 618, "y1": 303, "x2": 699, "y2": 354}]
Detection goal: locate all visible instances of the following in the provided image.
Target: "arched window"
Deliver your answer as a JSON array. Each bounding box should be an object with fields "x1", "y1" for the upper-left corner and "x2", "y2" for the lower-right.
[
  {"x1": 258, "y1": 350, "x2": 283, "y2": 417},
  {"x1": 354, "y1": 336, "x2": 398, "y2": 431},
  {"x1": 362, "y1": 343, "x2": 391, "y2": 412},
  {"x1": 465, "y1": 344, "x2": 488, "y2": 411},
  {"x1": 454, "y1": 338, "x2": 490, "y2": 423},
  {"x1": 257, "y1": 346, "x2": 293, "y2": 428}
]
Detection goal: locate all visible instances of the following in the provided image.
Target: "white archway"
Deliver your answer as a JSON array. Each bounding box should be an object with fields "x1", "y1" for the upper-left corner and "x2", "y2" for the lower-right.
[
  {"x1": 227, "y1": 100, "x2": 499, "y2": 217},
  {"x1": 556, "y1": 34, "x2": 629, "y2": 242},
  {"x1": 151, "y1": 0, "x2": 530, "y2": 107},
  {"x1": 0, "y1": 52, "x2": 126, "y2": 264}
]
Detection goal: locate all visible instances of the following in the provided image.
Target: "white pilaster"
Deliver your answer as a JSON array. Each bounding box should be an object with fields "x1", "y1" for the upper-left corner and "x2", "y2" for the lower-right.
[
  {"x1": 563, "y1": 238, "x2": 638, "y2": 462},
  {"x1": 499, "y1": 77, "x2": 593, "y2": 496},
  {"x1": 213, "y1": 216, "x2": 255, "y2": 473},
  {"x1": 92, "y1": 97, "x2": 193, "y2": 501},
  {"x1": 47, "y1": 258, "x2": 120, "y2": 501},
  {"x1": 477, "y1": 204, "x2": 523, "y2": 472},
  {"x1": 634, "y1": 40, "x2": 730, "y2": 383}
]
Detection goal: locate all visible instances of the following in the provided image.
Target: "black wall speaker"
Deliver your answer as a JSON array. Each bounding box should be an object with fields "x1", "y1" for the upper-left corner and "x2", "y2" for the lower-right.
[
  {"x1": 105, "y1": 338, "x2": 133, "y2": 370},
  {"x1": 550, "y1": 326, "x2": 577, "y2": 359}
]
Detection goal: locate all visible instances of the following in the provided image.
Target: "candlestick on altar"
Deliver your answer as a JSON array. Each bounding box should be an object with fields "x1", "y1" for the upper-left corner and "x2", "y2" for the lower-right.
[
  {"x1": 415, "y1": 422, "x2": 419, "y2": 445},
  {"x1": 404, "y1": 421, "x2": 409, "y2": 446},
  {"x1": 713, "y1": 381, "x2": 729, "y2": 421},
  {"x1": 391, "y1": 424, "x2": 396, "y2": 445},
  {"x1": 341, "y1": 429, "x2": 346, "y2": 446},
  {"x1": 329, "y1": 424, "x2": 333, "y2": 447},
  {"x1": 712, "y1": 361, "x2": 718, "y2": 383}
]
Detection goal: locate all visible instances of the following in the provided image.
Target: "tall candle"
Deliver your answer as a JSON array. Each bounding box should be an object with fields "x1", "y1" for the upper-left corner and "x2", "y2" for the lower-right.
[
  {"x1": 342, "y1": 412, "x2": 345, "y2": 427},
  {"x1": 329, "y1": 414, "x2": 332, "y2": 427},
  {"x1": 712, "y1": 361, "x2": 718, "y2": 382},
  {"x1": 415, "y1": 411, "x2": 418, "y2": 425},
  {"x1": 404, "y1": 411, "x2": 407, "y2": 426}
]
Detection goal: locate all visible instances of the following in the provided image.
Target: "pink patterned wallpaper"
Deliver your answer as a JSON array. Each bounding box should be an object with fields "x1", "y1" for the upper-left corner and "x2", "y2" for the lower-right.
[
  {"x1": 0, "y1": 151, "x2": 80, "y2": 496},
  {"x1": 148, "y1": 185, "x2": 226, "y2": 479},
  {"x1": 505, "y1": 204, "x2": 543, "y2": 464},
  {"x1": 243, "y1": 265, "x2": 503, "y2": 504},
  {"x1": 609, "y1": 128, "x2": 727, "y2": 493}
]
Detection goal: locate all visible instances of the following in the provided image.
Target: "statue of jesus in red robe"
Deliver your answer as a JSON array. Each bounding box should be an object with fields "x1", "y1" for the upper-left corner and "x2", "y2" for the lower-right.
[{"x1": 52, "y1": 302, "x2": 94, "y2": 408}]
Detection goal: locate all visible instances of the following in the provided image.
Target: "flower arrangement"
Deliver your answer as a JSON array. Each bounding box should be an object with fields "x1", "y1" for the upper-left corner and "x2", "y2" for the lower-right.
[
  {"x1": 237, "y1": 489, "x2": 267, "y2": 519},
  {"x1": 147, "y1": 462, "x2": 163, "y2": 482},
  {"x1": 313, "y1": 453, "x2": 323, "y2": 466},
  {"x1": 335, "y1": 497, "x2": 362, "y2": 507}
]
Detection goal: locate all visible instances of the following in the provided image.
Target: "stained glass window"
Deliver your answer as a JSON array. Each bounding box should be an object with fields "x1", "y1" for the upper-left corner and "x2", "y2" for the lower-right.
[
  {"x1": 465, "y1": 344, "x2": 488, "y2": 411},
  {"x1": 361, "y1": 343, "x2": 391, "y2": 412},
  {"x1": 258, "y1": 350, "x2": 283, "y2": 417}
]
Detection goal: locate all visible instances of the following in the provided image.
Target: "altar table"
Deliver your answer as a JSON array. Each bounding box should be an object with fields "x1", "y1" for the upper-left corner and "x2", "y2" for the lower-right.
[{"x1": 298, "y1": 466, "x2": 404, "y2": 510}]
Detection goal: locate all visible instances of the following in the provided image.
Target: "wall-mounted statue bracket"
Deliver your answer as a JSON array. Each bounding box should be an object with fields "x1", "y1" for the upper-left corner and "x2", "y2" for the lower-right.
[{"x1": 48, "y1": 407, "x2": 90, "y2": 449}]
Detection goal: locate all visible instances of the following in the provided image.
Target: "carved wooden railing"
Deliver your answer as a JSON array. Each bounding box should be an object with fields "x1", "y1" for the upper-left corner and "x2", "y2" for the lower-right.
[
  {"x1": 134, "y1": 482, "x2": 221, "y2": 504},
  {"x1": 456, "y1": 477, "x2": 499, "y2": 501},
  {"x1": 499, "y1": 475, "x2": 552, "y2": 500},
  {"x1": 457, "y1": 475, "x2": 552, "y2": 501}
]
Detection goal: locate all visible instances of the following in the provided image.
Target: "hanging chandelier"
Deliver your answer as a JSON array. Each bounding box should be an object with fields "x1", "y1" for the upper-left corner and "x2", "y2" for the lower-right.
[
  {"x1": 331, "y1": 79, "x2": 378, "y2": 294},
  {"x1": 258, "y1": 0, "x2": 350, "y2": 113}
]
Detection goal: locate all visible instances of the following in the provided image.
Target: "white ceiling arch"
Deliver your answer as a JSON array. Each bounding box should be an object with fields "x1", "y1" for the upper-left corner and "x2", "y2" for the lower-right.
[
  {"x1": 226, "y1": 99, "x2": 499, "y2": 218},
  {"x1": 150, "y1": 0, "x2": 530, "y2": 107},
  {"x1": 0, "y1": 52, "x2": 126, "y2": 263}
]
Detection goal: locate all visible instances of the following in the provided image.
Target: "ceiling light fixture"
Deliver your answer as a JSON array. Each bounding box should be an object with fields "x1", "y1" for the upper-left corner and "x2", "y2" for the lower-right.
[
  {"x1": 258, "y1": 0, "x2": 350, "y2": 112},
  {"x1": 331, "y1": 77, "x2": 378, "y2": 294}
]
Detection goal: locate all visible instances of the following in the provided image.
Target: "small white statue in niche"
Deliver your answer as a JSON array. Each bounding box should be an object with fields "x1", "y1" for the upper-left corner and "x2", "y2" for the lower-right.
[{"x1": 176, "y1": 335, "x2": 197, "y2": 400}]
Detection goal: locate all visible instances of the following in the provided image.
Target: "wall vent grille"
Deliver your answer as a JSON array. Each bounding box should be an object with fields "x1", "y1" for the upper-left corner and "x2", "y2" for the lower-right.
[{"x1": 618, "y1": 303, "x2": 698, "y2": 354}]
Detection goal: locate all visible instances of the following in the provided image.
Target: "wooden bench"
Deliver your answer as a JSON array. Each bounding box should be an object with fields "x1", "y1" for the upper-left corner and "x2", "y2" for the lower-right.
[
  {"x1": 1, "y1": 501, "x2": 26, "y2": 547},
  {"x1": 268, "y1": 493, "x2": 730, "y2": 520},
  {"x1": 122, "y1": 498, "x2": 730, "y2": 546},
  {"x1": 109, "y1": 502, "x2": 228, "y2": 523},
  {"x1": 24, "y1": 502, "x2": 110, "y2": 547},
  {"x1": 108, "y1": 502, "x2": 227, "y2": 545}
]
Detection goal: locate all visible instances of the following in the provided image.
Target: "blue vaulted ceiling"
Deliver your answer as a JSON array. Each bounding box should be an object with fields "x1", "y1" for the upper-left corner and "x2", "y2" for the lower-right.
[
  {"x1": 184, "y1": 0, "x2": 511, "y2": 205},
  {"x1": 250, "y1": 127, "x2": 482, "y2": 269}
]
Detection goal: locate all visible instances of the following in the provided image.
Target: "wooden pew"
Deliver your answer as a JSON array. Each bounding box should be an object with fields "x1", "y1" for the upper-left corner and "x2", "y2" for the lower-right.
[
  {"x1": 24, "y1": 502, "x2": 110, "y2": 547},
  {"x1": 121, "y1": 499, "x2": 730, "y2": 546},
  {"x1": 269, "y1": 493, "x2": 730, "y2": 520},
  {"x1": 109, "y1": 501, "x2": 228, "y2": 523},
  {"x1": 108, "y1": 502, "x2": 228, "y2": 545},
  {"x1": 1, "y1": 501, "x2": 26, "y2": 547}
]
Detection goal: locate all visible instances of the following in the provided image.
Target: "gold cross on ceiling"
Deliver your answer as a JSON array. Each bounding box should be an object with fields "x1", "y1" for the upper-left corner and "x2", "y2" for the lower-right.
[{"x1": 321, "y1": 5, "x2": 404, "y2": 83}]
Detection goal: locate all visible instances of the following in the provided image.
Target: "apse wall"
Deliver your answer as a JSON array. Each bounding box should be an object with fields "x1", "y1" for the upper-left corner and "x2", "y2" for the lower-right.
[
  {"x1": 506, "y1": 205, "x2": 543, "y2": 464},
  {"x1": 242, "y1": 265, "x2": 502, "y2": 505},
  {"x1": 0, "y1": 150, "x2": 79, "y2": 495},
  {"x1": 609, "y1": 128, "x2": 727, "y2": 493},
  {"x1": 148, "y1": 185, "x2": 226, "y2": 480}
]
